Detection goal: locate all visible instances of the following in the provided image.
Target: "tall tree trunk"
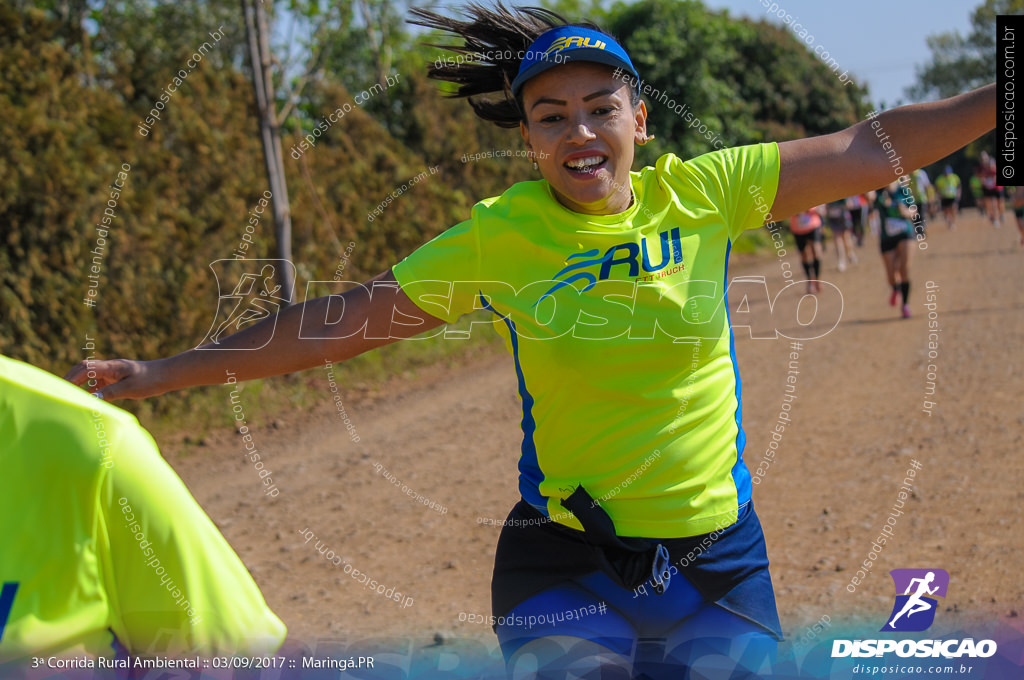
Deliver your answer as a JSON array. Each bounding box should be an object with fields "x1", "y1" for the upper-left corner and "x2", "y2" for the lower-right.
[{"x1": 242, "y1": 0, "x2": 295, "y2": 303}]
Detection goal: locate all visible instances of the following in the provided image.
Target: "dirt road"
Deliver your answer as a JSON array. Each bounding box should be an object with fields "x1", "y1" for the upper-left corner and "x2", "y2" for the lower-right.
[{"x1": 165, "y1": 211, "x2": 1024, "y2": 659}]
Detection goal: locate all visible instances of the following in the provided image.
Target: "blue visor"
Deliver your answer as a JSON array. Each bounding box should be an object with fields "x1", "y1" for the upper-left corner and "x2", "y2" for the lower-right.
[{"x1": 510, "y1": 26, "x2": 639, "y2": 97}]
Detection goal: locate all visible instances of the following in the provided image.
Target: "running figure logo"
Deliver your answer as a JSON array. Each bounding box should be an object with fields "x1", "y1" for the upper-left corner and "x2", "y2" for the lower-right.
[
  {"x1": 881, "y1": 568, "x2": 949, "y2": 632},
  {"x1": 199, "y1": 259, "x2": 295, "y2": 349}
]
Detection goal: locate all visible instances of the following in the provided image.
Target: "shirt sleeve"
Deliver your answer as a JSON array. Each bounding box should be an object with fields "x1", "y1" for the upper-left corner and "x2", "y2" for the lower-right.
[
  {"x1": 670, "y1": 142, "x2": 781, "y2": 242},
  {"x1": 391, "y1": 214, "x2": 484, "y2": 324},
  {"x1": 98, "y1": 412, "x2": 286, "y2": 657}
]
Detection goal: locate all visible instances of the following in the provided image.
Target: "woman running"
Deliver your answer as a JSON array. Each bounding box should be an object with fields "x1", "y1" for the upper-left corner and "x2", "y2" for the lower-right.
[
  {"x1": 825, "y1": 198, "x2": 857, "y2": 271},
  {"x1": 848, "y1": 193, "x2": 867, "y2": 246},
  {"x1": 876, "y1": 180, "x2": 917, "y2": 319},
  {"x1": 978, "y1": 151, "x2": 1003, "y2": 227},
  {"x1": 934, "y1": 165, "x2": 962, "y2": 229},
  {"x1": 66, "y1": 6, "x2": 997, "y2": 678},
  {"x1": 789, "y1": 206, "x2": 825, "y2": 292}
]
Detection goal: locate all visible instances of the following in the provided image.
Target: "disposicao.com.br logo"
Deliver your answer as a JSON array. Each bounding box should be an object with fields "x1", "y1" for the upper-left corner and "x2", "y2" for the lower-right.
[{"x1": 832, "y1": 569, "x2": 997, "y2": 660}]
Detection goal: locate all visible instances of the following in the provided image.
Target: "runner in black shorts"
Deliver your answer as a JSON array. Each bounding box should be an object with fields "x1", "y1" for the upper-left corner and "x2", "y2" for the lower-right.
[
  {"x1": 825, "y1": 198, "x2": 857, "y2": 271},
  {"x1": 790, "y1": 207, "x2": 825, "y2": 293},
  {"x1": 877, "y1": 181, "x2": 916, "y2": 318},
  {"x1": 935, "y1": 166, "x2": 962, "y2": 229},
  {"x1": 793, "y1": 224, "x2": 824, "y2": 253},
  {"x1": 979, "y1": 152, "x2": 1003, "y2": 227},
  {"x1": 848, "y1": 194, "x2": 866, "y2": 246}
]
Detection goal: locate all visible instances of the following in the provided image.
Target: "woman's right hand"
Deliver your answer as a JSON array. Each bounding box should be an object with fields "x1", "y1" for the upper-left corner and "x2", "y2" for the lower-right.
[{"x1": 64, "y1": 358, "x2": 165, "y2": 401}]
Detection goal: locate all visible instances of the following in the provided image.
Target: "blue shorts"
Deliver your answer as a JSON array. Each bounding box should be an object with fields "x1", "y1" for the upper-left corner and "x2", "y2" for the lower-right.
[
  {"x1": 492, "y1": 502, "x2": 780, "y2": 678},
  {"x1": 495, "y1": 570, "x2": 777, "y2": 678}
]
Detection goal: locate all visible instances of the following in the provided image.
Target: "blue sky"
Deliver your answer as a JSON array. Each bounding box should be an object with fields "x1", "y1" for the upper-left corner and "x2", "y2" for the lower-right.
[{"x1": 701, "y1": 0, "x2": 980, "y2": 108}]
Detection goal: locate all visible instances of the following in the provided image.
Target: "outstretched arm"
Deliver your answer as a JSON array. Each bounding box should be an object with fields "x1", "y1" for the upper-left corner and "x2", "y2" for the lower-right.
[
  {"x1": 772, "y1": 84, "x2": 996, "y2": 219},
  {"x1": 65, "y1": 269, "x2": 444, "y2": 400}
]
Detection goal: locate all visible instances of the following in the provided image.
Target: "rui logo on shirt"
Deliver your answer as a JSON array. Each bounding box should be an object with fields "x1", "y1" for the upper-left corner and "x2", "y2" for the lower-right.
[{"x1": 536, "y1": 228, "x2": 685, "y2": 305}]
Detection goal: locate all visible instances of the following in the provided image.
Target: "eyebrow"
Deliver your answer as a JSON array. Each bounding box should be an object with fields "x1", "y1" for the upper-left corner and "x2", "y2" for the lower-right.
[
  {"x1": 530, "y1": 97, "x2": 565, "y2": 111},
  {"x1": 529, "y1": 89, "x2": 619, "y2": 111}
]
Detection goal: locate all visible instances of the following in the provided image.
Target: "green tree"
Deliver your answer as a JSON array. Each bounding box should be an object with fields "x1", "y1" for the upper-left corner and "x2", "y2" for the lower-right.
[
  {"x1": 0, "y1": 4, "x2": 126, "y2": 366},
  {"x1": 907, "y1": 0, "x2": 1024, "y2": 101},
  {"x1": 604, "y1": 0, "x2": 869, "y2": 167},
  {"x1": 906, "y1": 0, "x2": 1020, "y2": 201}
]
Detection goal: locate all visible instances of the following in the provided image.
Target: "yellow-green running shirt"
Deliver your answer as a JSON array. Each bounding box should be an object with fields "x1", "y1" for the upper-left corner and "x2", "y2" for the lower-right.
[
  {"x1": 0, "y1": 355, "x2": 286, "y2": 663},
  {"x1": 392, "y1": 144, "x2": 780, "y2": 539}
]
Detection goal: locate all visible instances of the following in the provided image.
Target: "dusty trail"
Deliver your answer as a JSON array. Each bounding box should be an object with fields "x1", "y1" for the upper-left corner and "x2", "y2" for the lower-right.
[{"x1": 165, "y1": 211, "x2": 1023, "y2": 651}]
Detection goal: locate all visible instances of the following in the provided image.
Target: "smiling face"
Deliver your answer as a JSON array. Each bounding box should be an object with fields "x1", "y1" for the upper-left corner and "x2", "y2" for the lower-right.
[{"x1": 519, "y1": 61, "x2": 648, "y2": 216}]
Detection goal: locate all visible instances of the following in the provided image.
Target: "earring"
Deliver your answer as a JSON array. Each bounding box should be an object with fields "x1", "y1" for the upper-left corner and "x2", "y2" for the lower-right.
[
  {"x1": 638, "y1": 133, "x2": 656, "y2": 146},
  {"x1": 533, "y1": 161, "x2": 539, "y2": 170}
]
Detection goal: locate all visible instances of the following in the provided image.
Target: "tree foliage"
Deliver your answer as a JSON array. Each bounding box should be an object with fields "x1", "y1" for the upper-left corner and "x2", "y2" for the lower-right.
[
  {"x1": 905, "y1": 0, "x2": 1017, "y2": 197},
  {"x1": 907, "y1": 0, "x2": 1024, "y2": 101},
  {"x1": 603, "y1": 0, "x2": 869, "y2": 166}
]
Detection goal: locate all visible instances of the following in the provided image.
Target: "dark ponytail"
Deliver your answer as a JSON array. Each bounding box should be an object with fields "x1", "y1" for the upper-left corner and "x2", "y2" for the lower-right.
[{"x1": 408, "y1": 4, "x2": 601, "y2": 128}]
